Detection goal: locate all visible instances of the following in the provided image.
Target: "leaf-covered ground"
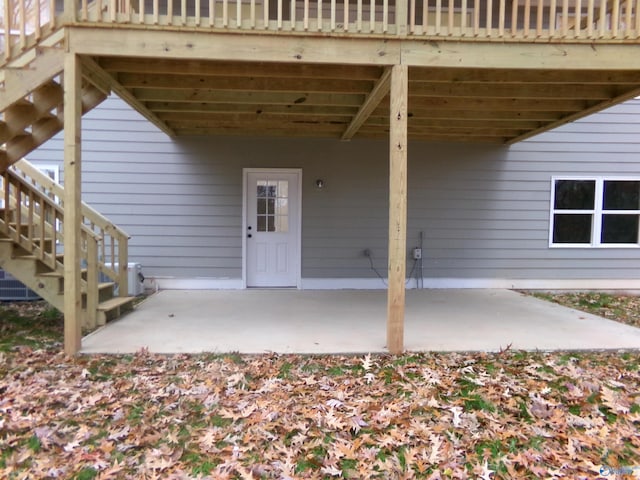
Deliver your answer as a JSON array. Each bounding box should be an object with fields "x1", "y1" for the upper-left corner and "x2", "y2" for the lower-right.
[{"x1": 1, "y1": 297, "x2": 640, "y2": 480}]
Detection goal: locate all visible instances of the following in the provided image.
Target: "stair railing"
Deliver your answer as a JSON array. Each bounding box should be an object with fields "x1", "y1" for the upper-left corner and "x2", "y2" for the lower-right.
[
  {"x1": 8, "y1": 158, "x2": 130, "y2": 298},
  {"x1": 0, "y1": 165, "x2": 103, "y2": 328},
  {"x1": 1, "y1": 0, "x2": 57, "y2": 62}
]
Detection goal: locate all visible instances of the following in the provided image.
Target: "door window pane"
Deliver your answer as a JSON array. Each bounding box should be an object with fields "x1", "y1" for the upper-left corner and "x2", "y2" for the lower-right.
[
  {"x1": 256, "y1": 179, "x2": 289, "y2": 233},
  {"x1": 257, "y1": 198, "x2": 266, "y2": 215}
]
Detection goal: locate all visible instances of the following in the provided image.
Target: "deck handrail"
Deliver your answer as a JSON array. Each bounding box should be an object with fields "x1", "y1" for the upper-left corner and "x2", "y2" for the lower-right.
[
  {"x1": 2, "y1": 0, "x2": 639, "y2": 63},
  {"x1": 11, "y1": 158, "x2": 130, "y2": 296}
]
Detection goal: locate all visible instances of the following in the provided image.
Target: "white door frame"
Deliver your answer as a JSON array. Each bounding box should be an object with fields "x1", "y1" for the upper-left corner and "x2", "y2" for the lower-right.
[{"x1": 242, "y1": 168, "x2": 302, "y2": 288}]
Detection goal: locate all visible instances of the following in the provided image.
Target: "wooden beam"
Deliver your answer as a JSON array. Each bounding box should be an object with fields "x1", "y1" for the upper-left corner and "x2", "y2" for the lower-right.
[
  {"x1": 115, "y1": 72, "x2": 374, "y2": 94},
  {"x1": 377, "y1": 108, "x2": 564, "y2": 122},
  {"x1": 402, "y1": 41, "x2": 640, "y2": 70},
  {"x1": 374, "y1": 107, "x2": 565, "y2": 122},
  {"x1": 342, "y1": 67, "x2": 392, "y2": 140},
  {"x1": 508, "y1": 85, "x2": 640, "y2": 144},
  {"x1": 134, "y1": 88, "x2": 365, "y2": 106},
  {"x1": 157, "y1": 112, "x2": 353, "y2": 124},
  {"x1": 387, "y1": 64, "x2": 408, "y2": 355},
  {"x1": 68, "y1": 28, "x2": 401, "y2": 66},
  {"x1": 98, "y1": 57, "x2": 384, "y2": 80},
  {"x1": 366, "y1": 116, "x2": 543, "y2": 130},
  {"x1": 80, "y1": 57, "x2": 176, "y2": 137},
  {"x1": 408, "y1": 96, "x2": 592, "y2": 112},
  {"x1": 410, "y1": 68, "x2": 640, "y2": 85},
  {"x1": 409, "y1": 82, "x2": 619, "y2": 100},
  {"x1": 145, "y1": 101, "x2": 360, "y2": 116},
  {"x1": 63, "y1": 53, "x2": 82, "y2": 356},
  {"x1": 173, "y1": 125, "x2": 347, "y2": 137}
]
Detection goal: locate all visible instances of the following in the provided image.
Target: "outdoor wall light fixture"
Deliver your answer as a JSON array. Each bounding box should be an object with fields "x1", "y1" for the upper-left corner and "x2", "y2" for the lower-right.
[{"x1": 315, "y1": 179, "x2": 325, "y2": 189}]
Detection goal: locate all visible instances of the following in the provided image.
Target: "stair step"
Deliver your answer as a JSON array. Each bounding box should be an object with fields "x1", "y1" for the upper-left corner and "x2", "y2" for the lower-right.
[
  {"x1": 38, "y1": 271, "x2": 63, "y2": 278},
  {"x1": 13, "y1": 251, "x2": 59, "y2": 260},
  {"x1": 98, "y1": 296, "x2": 135, "y2": 312},
  {"x1": 13, "y1": 253, "x2": 38, "y2": 259},
  {"x1": 82, "y1": 282, "x2": 116, "y2": 294},
  {"x1": 0, "y1": 208, "x2": 16, "y2": 219},
  {"x1": 97, "y1": 296, "x2": 135, "y2": 326}
]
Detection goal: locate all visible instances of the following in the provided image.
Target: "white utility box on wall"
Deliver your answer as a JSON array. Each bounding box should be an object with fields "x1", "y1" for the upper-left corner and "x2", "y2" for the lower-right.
[{"x1": 101, "y1": 263, "x2": 145, "y2": 296}]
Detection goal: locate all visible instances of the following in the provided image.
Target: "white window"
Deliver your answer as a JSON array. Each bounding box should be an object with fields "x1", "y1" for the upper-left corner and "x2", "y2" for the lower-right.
[{"x1": 550, "y1": 177, "x2": 640, "y2": 247}]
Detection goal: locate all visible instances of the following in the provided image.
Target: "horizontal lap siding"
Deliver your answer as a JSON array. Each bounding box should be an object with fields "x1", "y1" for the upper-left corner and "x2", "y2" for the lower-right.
[
  {"x1": 26, "y1": 96, "x2": 640, "y2": 282},
  {"x1": 28, "y1": 97, "x2": 243, "y2": 278}
]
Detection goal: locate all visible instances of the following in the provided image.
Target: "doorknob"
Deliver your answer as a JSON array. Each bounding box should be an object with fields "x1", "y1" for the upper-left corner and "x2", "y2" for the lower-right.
[{"x1": 247, "y1": 234, "x2": 252, "y2": 238}]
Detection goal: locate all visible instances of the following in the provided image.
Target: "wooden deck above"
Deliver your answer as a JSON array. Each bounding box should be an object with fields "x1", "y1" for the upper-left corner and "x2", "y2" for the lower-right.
[
  {"x1": 2, "y1": 0, "x2": 640, "y2": 144},
  {"x1": 82, "y1": 54, "x2": 640, "y2": 143}
]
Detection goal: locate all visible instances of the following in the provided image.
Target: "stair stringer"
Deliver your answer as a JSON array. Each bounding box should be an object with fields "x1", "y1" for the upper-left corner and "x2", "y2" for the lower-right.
[
  {"x1": 0, "y1": 240, "x2": 65, "y2": 312},
  {"x1": 1, "y1": 30, "x2": 111, "y2": 170}
]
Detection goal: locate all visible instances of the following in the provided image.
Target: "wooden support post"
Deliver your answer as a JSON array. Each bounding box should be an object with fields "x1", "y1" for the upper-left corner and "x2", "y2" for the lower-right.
[
  {"x1": 64, "y1": 0, "x2": 77, "y2": 22},
  {"x1": 85, "y1": 233, "x2": 99, "y2": 330},
  {"x1": 63, "y1": 53, "x2": 83, "y2": 356},
  {"x1": 118, "y1": 237, "x2": 128, "y2": 297},
  {"x1": 387, "y1": 64, "x2": 408, "y2": 355}
]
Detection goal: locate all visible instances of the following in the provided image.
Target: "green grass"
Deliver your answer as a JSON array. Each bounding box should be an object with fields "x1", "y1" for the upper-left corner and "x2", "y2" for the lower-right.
[
  {"x1": 464, "y1": 393, "x2": 496, "y2": 413},
  {"x1": 0, "y1": 302, "x2": 63, "y2": 352},
  {"x1": 278, "y1": 361, "x2": 294, "y2": 378},
  {"x1": 74, "y1": 468, "x2": 97, "y2": 480},
  {"x1": 27, "y1": 435, "x2": 41, "y2": 453},
  {"x1": 182, "y1": 452, "x2": 218, "y2": 475}
]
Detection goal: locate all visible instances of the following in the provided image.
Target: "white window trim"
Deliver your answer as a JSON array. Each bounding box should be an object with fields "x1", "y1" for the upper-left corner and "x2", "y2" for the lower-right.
[{"x1": 549, "y1": 176, "x2": 640, "y2": 248}]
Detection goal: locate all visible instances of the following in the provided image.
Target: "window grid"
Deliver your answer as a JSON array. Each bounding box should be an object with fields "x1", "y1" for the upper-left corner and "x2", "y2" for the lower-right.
[{"x1": 550, "y1": 177, "x2": 640, "y2": 248}]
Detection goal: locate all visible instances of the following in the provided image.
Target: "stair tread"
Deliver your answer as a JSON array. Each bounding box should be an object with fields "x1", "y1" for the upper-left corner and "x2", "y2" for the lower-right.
[
  {"x1": 98, "y1": 296, "x2": 135, "y2": 311},
  {"x1": 81, "y1": 282, "x2": 115, "y2": 295},
  {"x1": 38, "y1": 271, "x2": 63, "y2": 277}
]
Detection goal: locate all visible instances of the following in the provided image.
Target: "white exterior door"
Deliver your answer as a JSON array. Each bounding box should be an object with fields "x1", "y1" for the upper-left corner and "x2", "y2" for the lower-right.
[{"x1": 245, "y1": 170, "x2": 301, "y2": 287}]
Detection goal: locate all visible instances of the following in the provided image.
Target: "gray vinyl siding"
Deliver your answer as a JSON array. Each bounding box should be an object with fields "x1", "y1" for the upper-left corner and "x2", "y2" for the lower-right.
[{"x1": 27, "y1": 96, "x2": 640, "y2": 281}]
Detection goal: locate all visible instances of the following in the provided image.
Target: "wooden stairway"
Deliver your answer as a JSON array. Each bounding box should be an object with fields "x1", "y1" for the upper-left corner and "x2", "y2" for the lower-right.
[
  {"x1": 0, "y1": 159, "x2": 135, "y2": 331},
  {"x1": 0, "y1": 23, "x2": 135, "y2": 334},
  {"x1": 1, "y1": 31, "x2": 110, "y2": 170}
]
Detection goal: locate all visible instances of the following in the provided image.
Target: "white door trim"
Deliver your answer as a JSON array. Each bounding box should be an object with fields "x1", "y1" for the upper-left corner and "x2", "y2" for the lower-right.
[{"x1": 242, "y1": 168, "x2": 302, "y2": 289}]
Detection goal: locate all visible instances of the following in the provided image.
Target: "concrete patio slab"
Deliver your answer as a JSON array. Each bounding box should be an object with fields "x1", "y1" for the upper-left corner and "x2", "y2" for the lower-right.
[{"x1": 81, "y1": 289, "x2": 640, "y2": 354}]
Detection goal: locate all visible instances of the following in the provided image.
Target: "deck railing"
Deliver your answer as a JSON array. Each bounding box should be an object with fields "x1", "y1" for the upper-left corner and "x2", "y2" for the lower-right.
[
  {"x1": 1, "y1": 0, "x2": 56, "y2": 60},
  {"x1": 1, "y1": 0, "x2": 639, "y2": 60}
]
